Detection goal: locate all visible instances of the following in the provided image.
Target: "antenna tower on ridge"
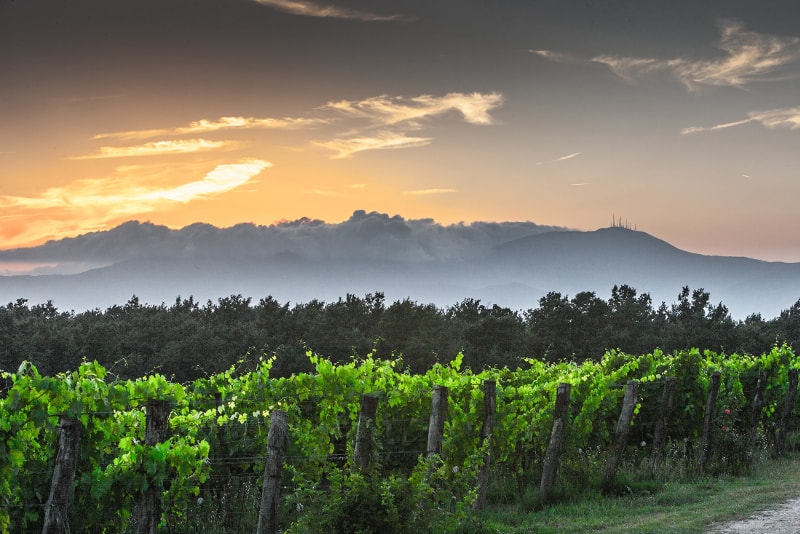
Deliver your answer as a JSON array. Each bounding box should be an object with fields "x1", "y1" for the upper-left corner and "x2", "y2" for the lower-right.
[{"x1": 610, "y1": 214, "x2": 636, "y2": 230}]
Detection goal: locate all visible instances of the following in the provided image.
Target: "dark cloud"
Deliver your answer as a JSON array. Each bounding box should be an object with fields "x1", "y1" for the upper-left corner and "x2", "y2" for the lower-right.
[{"x1": 0, "y1": 212, "x2": 566, "y2": 270}]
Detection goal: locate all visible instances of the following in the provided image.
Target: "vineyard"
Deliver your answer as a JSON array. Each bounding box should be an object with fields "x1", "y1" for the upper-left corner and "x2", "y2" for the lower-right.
[{"x1": 2, "y1": 345, "x2": 799, "y2": 533}]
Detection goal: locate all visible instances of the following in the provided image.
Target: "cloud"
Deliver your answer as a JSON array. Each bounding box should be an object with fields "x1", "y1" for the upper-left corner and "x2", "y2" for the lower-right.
[
  {"x1": 93, "y1": 117, "x2": 326, "y2": 141},
  {"x1": 322, "y1": 92, "x2": 504, "y2": 127},
  {"x1": 536, "y1": 151, "x2": 582, "y2": 165},
  {"x1": 556, "y1": 152, "x2": 581, "y2": 161},
  {"x1": 250, "y1": 0, "x2": 402, "y2": 21},
  {"x1": 72, "y1": 139, "x2": 235, "y2": 159},
  {"x1": 314, "y1": 131, "x2": 432, "y2": 158},
  {"x1": 538, "y1": 21, "x2": 800, "y2": 90},
  {"x1": 86, "y1": 92, "x2": 503, "y2": 161},
  {"x1": 681, "y1": 107, "x2": 800, "y2": 134},
  {"x1": 316, "y1": 92, "x2": 503, "y2": 158},
  {"x1": 306, "y1": 189, "x2": 343, "y2": 196},
  {"x1": 1, "y1": 210, "x2": 566, "y2": 267},
  {"x1": 403, "y1": 189, "x2": 457, "y2": 196},
  {"x1": 0, "y1": 160, "x2": 270, "y2": 248}
]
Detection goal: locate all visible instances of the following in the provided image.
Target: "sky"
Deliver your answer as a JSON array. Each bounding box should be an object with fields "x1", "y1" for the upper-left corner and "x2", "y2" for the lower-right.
[{"x1": 2, "y1": 0, "x2": 800, "y2": 262}]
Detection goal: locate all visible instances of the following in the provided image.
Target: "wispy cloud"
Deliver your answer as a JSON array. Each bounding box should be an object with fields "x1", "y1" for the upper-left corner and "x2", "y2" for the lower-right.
[
  {"x1": 250, "y1": 0, "x2": 402, "y2": 21},
  {"x1": 0, "y1": 160, "x2": 270, "y2": 247},
  {"x1": 306, "y1": 189, "x2": 343, "y2": 196},
  {"x1": 323, "y1": 92, "x2": 504, "y2": 127},
  {"x1": 403, "y1": 188, "x2": 457, "y2": 196},
  {"x1": 94, "y1": 116, "x2": 326, "y2": 140},
  {"x1": 536, "y1": 151, "x2": 582, "y2": 165},
  {"x1": 536, "y1": 21, "x2": 800, "y2": 90},
  {"x1": 72, "y1": 139, "x2": 235, "y2": 159},
  {"x1": 85, "y1": 92, "x2": 503, "y2": 161},
  {"x1": 681, "y1": 106, "x2": 800, "y2": 134},
  {"x1": 316, "y1": 92, "x2": 503, "y2": 158},
  {"x1": 314, "y1": 131, "x2": 432, "y2": 159},
  {"x1": 556, "y1": 151, "x2": 581, "y2": 161}
]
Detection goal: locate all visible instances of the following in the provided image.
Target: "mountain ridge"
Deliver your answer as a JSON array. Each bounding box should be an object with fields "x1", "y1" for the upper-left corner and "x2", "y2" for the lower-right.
[{"x1": 1, "y1": 213, "x2": 799, "y2": 319}]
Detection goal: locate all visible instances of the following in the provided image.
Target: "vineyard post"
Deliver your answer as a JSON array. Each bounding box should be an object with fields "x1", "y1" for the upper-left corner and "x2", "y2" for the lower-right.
[
  {"x1": 42, "y1": 416, "x2": 81, "y2": 534},
  {"x1": 748, "y1": 371, "x2": 767, "y2": 454},
  {"x1": 473, "y1": 379, "x2": 496, "y2": 511},
  {"x1": 699, "y1": 371, "x2": 722, "y2": 473},
  {"x1": 650, "y1": 377, "x2": 676, "y2": 475},
  {"x1": 133, "y1": 399, "x2": 171, "y2": 534},
  {"x1": 776, "y1": 369, "x2": 799, "y2": 456},
  {"x1": 426, "y1": 385, "x2": 448, "y2": 458},
  {"x1": 256, "y1": 409, "x2": 289, "y2": 534},
  {"x1": 540, "y1": 383, "x2": 570, "y2": 502},
  {"x1": 214, "y1": 393, "x2": 235, "y2": 527},
  {"x1": 602, "y1": 380, "x2": 638, "y2": 491},
  {"x1": 353, "y1": 393, "x2": 379, "y2": 471}
]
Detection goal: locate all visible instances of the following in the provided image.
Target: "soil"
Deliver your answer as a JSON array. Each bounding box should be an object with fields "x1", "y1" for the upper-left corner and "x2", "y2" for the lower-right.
[{"x1": 706, "y1": 497, "x2": 800, "y2": 533}]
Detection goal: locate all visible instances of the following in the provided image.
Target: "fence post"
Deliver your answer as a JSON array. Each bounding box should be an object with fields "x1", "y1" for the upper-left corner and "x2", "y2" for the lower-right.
[
  {"x1": 353, "y1": 394, "x2": 379, "y2": 471},
  {"x1": 256, "y1": 410, "x2": 289, "y2": 534},
  {"x1": 214, "y1": 393, "x2": 235, "y2": 527},
  {"x1": 650, "y1": 377, "x2": 676, "y2": 475},
  {"x1": 42, "y1": 417, "x2": 81, "y2": 534},
  {"x1": 699, "y1": 371, "x2": 722, "y2": 473},
  {"x1": 133, "y1": 399, "x2": 171, "y2": 534},
  {"x1": 473, "y1": 379, "x2": 496, "y2": 511},
  {"x1": 427, "y1": 385, "x2": 448, "y2": 458},
  {"x1": 602, "y1": 380, "x2": 638, "y2": 490},
  {"x1": 748, "y1": 371, "x2": 768, "y2": 454},
  {"x1": 540, "y1": 383, "x2": 570, "y2": 502},
  {"x1": 776, "y1": 369, "x2": 799, "y2": 456}
]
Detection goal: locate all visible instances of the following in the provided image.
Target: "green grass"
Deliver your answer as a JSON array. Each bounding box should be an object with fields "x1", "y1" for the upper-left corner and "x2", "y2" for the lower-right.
[{"x1": 482, "y1": 452, "x2": 800, "y2": 533}]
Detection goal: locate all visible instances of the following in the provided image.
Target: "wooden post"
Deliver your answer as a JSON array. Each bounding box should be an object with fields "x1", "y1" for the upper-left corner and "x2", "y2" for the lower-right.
[
  {"x1": 256, "y1": 410, "x2": 289, "y2": 534},
  {"x1": 214, "y1": 394, "x2": 234, "y2": 527},
  {"x1": 540, "y1": 383, "x2": 570, "y2": 502},
  {"x1": 133, "y1": 399, "x2": 171, "y2": 534},
  {"x1": 699, "y1": 371, "x2": 722, "y2": 473},
  {"x1": 776, "y1": 369, "x2": 799, "y2": 456},
  {"x1": 650, "y1": 377, "x2": 676, "y2": 475},
  {"x1": 42, "y1": 417, "x2": 81, "y2": 534},
  {"x1": 748, "y1": 371, "x2": 768, "y2": 453},
  {"x1": 473, "y1": 380, "x2": 496, "y2": 511},
  {"x1": 602, "y1": 380, "x2": 639, "y2": 490},
  {"x1": 427, "y1": 385, "x2": 448, "y2": 458},
  {"x1": 353, "y1": 394, "x2": 379, "y2": 471}
]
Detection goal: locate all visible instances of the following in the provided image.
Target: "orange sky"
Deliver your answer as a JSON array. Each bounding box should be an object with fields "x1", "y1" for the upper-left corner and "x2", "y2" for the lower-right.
[{"x1": 3, "y1": 1, "x2": 800, "y2": 261}]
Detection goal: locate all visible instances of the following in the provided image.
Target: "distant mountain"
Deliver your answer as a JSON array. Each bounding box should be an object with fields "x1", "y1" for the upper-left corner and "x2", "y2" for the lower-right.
[{"x1": 1, "y1": 212, "x2": 799, "y2": 319}]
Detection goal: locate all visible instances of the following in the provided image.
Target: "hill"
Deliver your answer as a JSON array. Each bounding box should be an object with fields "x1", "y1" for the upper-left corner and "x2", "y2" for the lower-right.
[{"x1": 1, "y1": 212, "x2": 799, "y2": 319}]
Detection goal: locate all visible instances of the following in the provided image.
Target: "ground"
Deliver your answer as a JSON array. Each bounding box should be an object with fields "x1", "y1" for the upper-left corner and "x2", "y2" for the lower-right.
[{"x1": 707, "y1": 497, "x2": 800, "y2": 533}]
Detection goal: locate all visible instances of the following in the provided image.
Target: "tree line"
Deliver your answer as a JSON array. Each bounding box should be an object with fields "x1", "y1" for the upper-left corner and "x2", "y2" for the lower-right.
[{"x1": 2, "y1": 284, "x2": 800, "y2": 382}]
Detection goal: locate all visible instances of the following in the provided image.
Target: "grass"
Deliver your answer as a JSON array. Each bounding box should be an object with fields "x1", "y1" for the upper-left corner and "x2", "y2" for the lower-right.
[{"x1": 482, "y1": 452, "x2": 800, "y2": 533}]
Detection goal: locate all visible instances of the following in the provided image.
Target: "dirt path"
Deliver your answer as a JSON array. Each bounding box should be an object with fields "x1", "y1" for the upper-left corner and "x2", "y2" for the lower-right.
[{"x1": 706, "y1": 497, "x2": 800, "y2": 533}]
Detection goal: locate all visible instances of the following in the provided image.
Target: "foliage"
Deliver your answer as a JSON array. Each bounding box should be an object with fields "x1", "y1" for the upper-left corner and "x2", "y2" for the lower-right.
[{"x1": 1, "y1": 345, "x2": 799, "y2": 531}]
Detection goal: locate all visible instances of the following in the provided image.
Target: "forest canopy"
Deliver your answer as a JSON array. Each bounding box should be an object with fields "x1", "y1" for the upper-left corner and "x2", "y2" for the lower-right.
[{"x1": 2, "y1": 285, "x2": 799, "y2": 383}]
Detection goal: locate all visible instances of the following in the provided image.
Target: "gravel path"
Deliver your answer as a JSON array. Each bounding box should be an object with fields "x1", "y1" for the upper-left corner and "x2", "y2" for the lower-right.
[{"x1": 706, "y1": 498, "x2": 800, "y2": 533}]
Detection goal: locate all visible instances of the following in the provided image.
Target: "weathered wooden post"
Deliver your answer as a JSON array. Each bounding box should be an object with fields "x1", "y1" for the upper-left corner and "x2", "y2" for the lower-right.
[
  {"x1": 748, "y1": 371, "x2": 768, "y2": 454},
  {"x1": 133, "y1": 399, "x2": 171, "y2": 534},
  {"x1": 602, "y1": 380, "x2": 639, "y2": 490},
  {"x1": 427, "y1": 385, "x2": 448, "y2": 458},
  {"x1": 214, "y1": 393, "x2": 235, "y2": 527},
  {"x1": 256, "y1": 410, "x2": 289, "y2": 534},
  {"x1": 353, "y1": 393, "x2": 379, "y2": 471},
  {"x1": 473, "y1": 379, "x2": 496, "y2": 511},
  {"x1": 776, "y1": 369, "x2": 799, "y2": 456},
  {"x1": 650, "y1": 377, "x2": 676, "y2": 475},
  {"x1": 699, "y1": 371, "x2": 722, "y2": 473},
  {"x1": 42, "y1": 417, "x2": 81, "y2": 534},
  {"x1": 540, "y1": 383, "x2": 570, "y2": 502}
]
